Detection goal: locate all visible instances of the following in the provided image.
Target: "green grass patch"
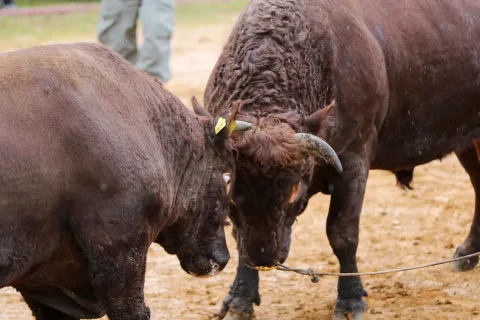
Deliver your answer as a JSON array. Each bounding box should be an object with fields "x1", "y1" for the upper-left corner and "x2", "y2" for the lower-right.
[
  {"x1": 15, "y1": 0, "x2": 99, "y2": 7},
  {"x1": 0, "y1": 0, "x2": 248, "y2": 51},
  {"x1": 0, "y1": 12, "x2": 99, "y2": 50},
  {"x1": 176, "y1": 0, "x2": 247, "y2": 25}
]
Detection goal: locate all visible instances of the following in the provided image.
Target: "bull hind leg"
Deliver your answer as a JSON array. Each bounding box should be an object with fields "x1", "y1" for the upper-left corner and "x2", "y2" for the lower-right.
[
  {"x1": 452, "y1": 141, "x2": 480, "y2": 271},
  {"x1": 22, "y1": 294, "x2": 79, "y2": 320},
  {"x1": 217, "y1": 264, "x2": 260, "y2": 320}
]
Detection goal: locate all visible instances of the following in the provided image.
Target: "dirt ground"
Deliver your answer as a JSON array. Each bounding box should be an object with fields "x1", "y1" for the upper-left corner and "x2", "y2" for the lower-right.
[{"x1": 1, "y1": 15, "x2": 480, "y2": 320}]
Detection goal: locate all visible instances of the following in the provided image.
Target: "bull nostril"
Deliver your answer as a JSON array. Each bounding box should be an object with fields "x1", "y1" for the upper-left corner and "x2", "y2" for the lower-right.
[{"x1": 212, "y1": 251, "x2": 230, "y2": 270}]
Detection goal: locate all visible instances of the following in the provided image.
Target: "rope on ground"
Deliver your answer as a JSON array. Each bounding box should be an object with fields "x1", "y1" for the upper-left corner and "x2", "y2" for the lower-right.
[{"x1": 276, "y1": 251, "x2": 480, "y2": 283}]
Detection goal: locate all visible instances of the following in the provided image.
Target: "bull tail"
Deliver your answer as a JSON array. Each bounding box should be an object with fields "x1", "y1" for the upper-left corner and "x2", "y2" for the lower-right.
[{"x1": 393, "y1": 168, "x2": 414, "y2": 190}]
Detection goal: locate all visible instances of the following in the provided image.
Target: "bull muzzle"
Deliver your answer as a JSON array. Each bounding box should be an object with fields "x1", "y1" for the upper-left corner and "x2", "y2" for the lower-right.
[{"x1": 252, "y1": 265, "x2": 277, "y2": 272}]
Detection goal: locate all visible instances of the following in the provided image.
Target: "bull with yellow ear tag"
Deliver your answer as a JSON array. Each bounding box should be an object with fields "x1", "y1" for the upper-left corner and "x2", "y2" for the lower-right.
[{"x1": 214, "y1": 116, "x2": 254, "y2": 136}]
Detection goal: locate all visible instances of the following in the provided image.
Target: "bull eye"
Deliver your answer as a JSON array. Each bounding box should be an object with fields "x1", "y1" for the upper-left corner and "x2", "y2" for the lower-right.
[{"x1": 222, "y1": 173, "x2": 232, "y2": 193}]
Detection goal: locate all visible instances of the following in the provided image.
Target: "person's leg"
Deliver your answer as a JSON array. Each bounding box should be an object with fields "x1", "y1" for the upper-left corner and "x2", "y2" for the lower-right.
[
  {"x1": 3, "y1": 0, "x2": 17, "y2": 8},
  {"x1": 97, "y1": 0, "x2": 141, "y2": 64},
  {"x1": 137, "y1": 0, "x2": 175, "y2": 83}
]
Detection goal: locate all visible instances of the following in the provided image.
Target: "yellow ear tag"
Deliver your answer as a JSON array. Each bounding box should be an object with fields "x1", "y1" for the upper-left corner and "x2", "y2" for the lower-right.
[
  {"x1": 215, "y1": 117, "x2": 227, "y2": 134},
  {"x1": 228, "y1": 120, "x2": 237, "y2": 135}
]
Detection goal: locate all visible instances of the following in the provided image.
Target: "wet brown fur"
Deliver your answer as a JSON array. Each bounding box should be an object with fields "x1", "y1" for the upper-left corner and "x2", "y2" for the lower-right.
[{"x1": 231, "y1": 114, "x2": 309, "y2": 175}]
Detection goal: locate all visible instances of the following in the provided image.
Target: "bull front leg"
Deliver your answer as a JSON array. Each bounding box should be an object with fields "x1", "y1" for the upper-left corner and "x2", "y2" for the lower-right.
[
  {"x1": 72, "y1": 201, "x2": 151, "y2": 320},
  {"x1": 326, "y1": 153, "x2": 369, "y2": 320},
  {"x1": 452, "y1": 142, "x2": 480, "y2": 271},
  {"x1": 218, "y1": 264, "x2": 260, "y2": 320}
]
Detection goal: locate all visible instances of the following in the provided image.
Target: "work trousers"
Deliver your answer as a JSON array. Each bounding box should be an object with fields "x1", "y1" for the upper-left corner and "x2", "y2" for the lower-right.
[{"x1": 98, "y1": 0, "x2": 174, "y2": 83}]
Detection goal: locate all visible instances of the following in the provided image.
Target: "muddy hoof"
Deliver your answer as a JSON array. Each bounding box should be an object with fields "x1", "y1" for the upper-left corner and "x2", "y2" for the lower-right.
[
  {"x1": 222, "y1": 310, "x2": 253, "y2": 320},
  {"x1": 333, "y1": 296, "x2": 367, "y2": 320},
  {"x1": 217, "y1": 295, "x2": 256, "y2": 320},
  {"x1": 452, "y1": 247, "x2": 479, "y2": 271}
]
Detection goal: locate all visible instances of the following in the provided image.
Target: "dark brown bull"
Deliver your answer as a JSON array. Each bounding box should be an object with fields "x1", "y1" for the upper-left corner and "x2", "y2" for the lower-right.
[
  {"x1": 204, "y1": 0, "x2": 480, "y2": 318},
  {"x1": 0, "y1": 42, "x2": 253, "y2": 319}
]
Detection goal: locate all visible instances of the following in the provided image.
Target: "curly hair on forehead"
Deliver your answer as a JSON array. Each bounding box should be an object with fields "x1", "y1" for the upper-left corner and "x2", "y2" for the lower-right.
[{"x1": 231, "y1": 112, "x2": 314, "y2": 175}]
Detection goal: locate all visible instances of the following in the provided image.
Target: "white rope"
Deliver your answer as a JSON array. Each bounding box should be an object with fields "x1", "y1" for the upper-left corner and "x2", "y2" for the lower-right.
[{"x1": 276, "y1": 252, "x2": 480, "y2": 282}]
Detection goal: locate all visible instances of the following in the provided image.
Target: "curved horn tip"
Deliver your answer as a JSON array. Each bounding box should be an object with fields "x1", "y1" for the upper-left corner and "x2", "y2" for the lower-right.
[
  {"x1": 331, "y1": 158, "x2": 343, "y2": 173},
  {"x1": 233, "y1": 120, "x2": 254, "y2": 132},
  {"x1": 294, "y1": 133, "x2": 343, "y2": 174}
]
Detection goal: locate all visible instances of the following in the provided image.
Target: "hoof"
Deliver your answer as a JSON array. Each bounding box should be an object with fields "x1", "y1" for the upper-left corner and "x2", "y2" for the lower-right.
[
  {"x1": 452, "y1": 247, "x2": 479, "y2": 271},
  {"x1": 333, "y1": 296, "x2": 367, "y2": 320},
  {"x1": 217, "y1": 295, "x2": 256, "y2": 320},
  {"x1": 222, "y1": 310, "x2": 253, "y2": 320}
]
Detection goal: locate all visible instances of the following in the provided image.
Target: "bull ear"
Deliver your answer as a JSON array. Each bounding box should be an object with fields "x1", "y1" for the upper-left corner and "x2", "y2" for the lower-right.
[
  {"x1": 303, "y1": 99, "x2": 335, "y2": 133},
  {"x1": 211, "y1": 101, "x2": 254, "y2": 139},
  {"x1": 191, "y1": 96, "x2": 212, "y2": 118}
]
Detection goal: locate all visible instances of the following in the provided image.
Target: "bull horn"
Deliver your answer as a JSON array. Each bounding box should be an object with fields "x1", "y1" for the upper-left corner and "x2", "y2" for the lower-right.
[
  {"x1": 232, "y1": 120, "x2": 254, "y2": 132},
  {"x1": 293, "y1": 133, "x2": 343, "y2": 173},
  {"x1": 228, "y1": 120, "x2": 254, "y2": 135}
]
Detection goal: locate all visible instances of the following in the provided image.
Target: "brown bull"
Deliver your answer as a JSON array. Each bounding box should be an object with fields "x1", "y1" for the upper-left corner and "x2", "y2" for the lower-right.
[
  {"x1": 203, "y1": 0, "x2": 480, "y2": 318},
  {"x1": 0, "y1": 42, "x2": 253, "y2": 319}
]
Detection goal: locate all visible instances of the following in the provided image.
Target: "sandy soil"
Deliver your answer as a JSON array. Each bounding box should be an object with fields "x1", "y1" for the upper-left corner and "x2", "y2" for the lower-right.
[{"x1": 1, "y1": 18, "x2": 480, "y2": 320}]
